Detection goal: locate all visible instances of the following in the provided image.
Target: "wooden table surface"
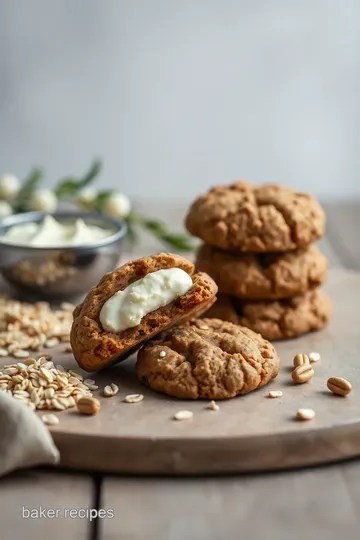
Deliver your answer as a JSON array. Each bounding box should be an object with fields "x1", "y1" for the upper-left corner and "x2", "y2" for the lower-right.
[{"x1": 0, "y1": 200, "x2": 359, "y2": 540}]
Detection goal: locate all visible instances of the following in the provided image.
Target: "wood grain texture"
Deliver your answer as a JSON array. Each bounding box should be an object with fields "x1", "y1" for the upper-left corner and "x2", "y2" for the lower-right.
[
  {"x1": 0, "y1": 472, "x2": 93, "y2": 540},
  {"x1": 3, "y1": 269, "x2": 356, "y2": 475},
  {"x1": 100, "y1": 460, "x2": 360, "y2": 540}
]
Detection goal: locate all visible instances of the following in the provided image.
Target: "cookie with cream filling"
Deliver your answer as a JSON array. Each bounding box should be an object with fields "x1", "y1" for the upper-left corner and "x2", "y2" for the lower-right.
[{"x1": 71, "y1": 252, "x2": 217, "y2": 371}]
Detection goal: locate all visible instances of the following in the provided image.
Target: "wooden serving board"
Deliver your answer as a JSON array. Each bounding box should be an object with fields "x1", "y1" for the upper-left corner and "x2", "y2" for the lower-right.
[{"x1": 2, "y1": 269, "x2": 360, "y2": 475}]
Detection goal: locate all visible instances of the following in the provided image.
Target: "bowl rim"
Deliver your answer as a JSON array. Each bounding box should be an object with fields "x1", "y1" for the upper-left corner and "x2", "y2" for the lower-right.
[{"x1": 0, "y1": 210, "x2": 128, "y2": 251}]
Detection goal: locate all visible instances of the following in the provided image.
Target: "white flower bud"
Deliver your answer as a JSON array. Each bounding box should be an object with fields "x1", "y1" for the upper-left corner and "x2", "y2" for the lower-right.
[
  {"x1": 0, "y1": 201, "x2": 13, "y2": 218},
  {"x1": 76, "y1": 187, "x2": 98, "y2": 209},
  {"x1": 30, "y1": 189, "x2": 58, "y2": 213},
  {"x1": 102, "y1": 192, "x2": 131, "y2": 219},
  {"x1": 0, "y1": 174, "x2": 20, "y2": 201}
]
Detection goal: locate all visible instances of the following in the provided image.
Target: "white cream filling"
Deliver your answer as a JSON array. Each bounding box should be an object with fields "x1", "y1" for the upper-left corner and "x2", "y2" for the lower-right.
[{"x1": 99, "y1": 268, "x2": 193, "y2": 332}]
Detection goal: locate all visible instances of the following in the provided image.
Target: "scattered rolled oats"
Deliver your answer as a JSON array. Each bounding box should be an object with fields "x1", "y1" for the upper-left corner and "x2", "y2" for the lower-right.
[
  {"x1": 44, "y1": 387, "x2": 55, "y2": 399},
  {"x1": 207, "y1": 400, "x2": 220, "y2": 411},
  {"x1": 67, "y1": 396, "x2": 76, "y2": 408},
  {"x1": 4, "y1": 367, "x2": 17, "y2": 376},
  {"x1": 0, "y1": 295, "x2": 72, "y2": 357},
  {"x1": 82, "y1": 379, "x2": 99, "y2": 390},
  {"x1": 40, "y1": 367, "x2": 53, "y2": 382},
  {"x1": 7, "y1": 343, "x2": 20, "y2": 354},
  {"x1": 16, "y1": 362, "x2": 28, "y2": 369},
  {"x1": 0, "y1": 357, "x2": 94, "y2": 411},
  {"x1": 68, "y1": 376, "x2": 81, "y2": 385},
  {"x1": 173, "y1": 410, "x2": 193, "y2": 421},
  {"x1": 68, "y1": 370, "x2": 83, "y2": 380},
  {"x1": 296, "y1": 408, "x2": 316, "y2": 421},
  {"x1": 124, "y1": 393, "x2": 144, "y2": 403},
  {"x1": 103, "y1": 383, "x2": 119, "y2": 397},
  {"x1": 45, "y1": 338, "x2": 60, "y2": 348},
  {"x1": 42, "y1": 413, "x2": 60, "y2": 425},
  {"x1": 268, "y1": 390, "x2": 283, "y2": 398},
  {"x1": 51, "y1": 398, "x2": 66, "y2": 411},
  {"x1": 84, "y1": 382, "x2": 98, "y2": 391},
  {"x1": 13, "y1": 349, "x2": 29, "y2": 359},
  {"x1": 309, "y1": 351, "x2": 321, "y2": 363}
]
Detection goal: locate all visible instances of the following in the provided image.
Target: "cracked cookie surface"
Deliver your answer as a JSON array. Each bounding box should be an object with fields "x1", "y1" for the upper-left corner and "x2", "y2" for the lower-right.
[
  {"x1": 71, "y1": 253, "x2": 218, "y2": 372},
  {"x1": 204, "y1": 290, "x2": 331, "y2": 340},
  {"x1": 185, "y1": 182, "x2": 326, "y2": 252},
  {"x1": 136, "y1": 318, "x2": 280, "y2": 399},
  {"x1": 195, "y1": 244, "x2": 328, "y2": 299}
]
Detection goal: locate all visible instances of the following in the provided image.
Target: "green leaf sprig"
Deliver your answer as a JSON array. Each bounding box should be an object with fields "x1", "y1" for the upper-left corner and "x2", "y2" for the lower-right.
[
  {"x1": 92, "y1": 190, "x2": 114, "y2": 211},
  {"x1": 12, "y1": 168, "x2": 43, "y2": 213},
  {"x1": 55, "y1": 159, "x2": 102, "y2": 198},
  {"x1": 131, "y1": 215, "x2": 195, "y2": 251}
]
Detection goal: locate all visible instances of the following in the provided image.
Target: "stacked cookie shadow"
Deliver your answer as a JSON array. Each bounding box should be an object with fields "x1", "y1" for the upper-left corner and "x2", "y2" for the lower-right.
[{"x1": 185, "y1": 182, "x2": 332, "y2": 341}]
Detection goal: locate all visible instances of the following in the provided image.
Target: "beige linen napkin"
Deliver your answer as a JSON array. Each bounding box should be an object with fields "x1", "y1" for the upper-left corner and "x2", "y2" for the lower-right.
[{"x1": 0, "y1": 392, "x2": 59, "y2": 477}]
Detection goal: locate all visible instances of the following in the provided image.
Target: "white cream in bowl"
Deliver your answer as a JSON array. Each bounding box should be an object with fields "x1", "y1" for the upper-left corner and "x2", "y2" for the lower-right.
[{"x1": 0, "y1": 215, "x2": 115, "y2": 247}]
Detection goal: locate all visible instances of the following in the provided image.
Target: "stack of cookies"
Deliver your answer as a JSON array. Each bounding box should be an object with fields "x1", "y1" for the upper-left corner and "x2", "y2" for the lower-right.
[{"x1": 185, "y1": 182, "x2": 332, "y2": 341}]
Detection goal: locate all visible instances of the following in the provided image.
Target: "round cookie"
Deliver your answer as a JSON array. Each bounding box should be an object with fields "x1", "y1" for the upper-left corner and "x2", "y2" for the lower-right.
[
  {"x1": 204, "y1": 290, "x2": 331, "y2": 341},
  {"x1": 185, "y1": 182, "x2": 326, "y2": 252},
  {"x1": 71, "y1": 253, "x2": 218, "y2": 371},
  {"x1": 136, "y1": 318, "x2": 280, "y2": 400},
  {"x1": 195, "y1": 244, "x2": 328, "y2": 300}
]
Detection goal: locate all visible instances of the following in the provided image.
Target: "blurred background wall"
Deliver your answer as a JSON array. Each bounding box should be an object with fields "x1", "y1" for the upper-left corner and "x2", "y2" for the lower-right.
[{"x1": 0, "y1": 0, "x2": 359, "y2": 200}]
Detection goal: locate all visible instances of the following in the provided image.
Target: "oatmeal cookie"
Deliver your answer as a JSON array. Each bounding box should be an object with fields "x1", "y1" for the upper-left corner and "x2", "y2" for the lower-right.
[
  {"x1": 71, "y1": 253, "x2": 217, "y2": 371},
  {"x1": 205, "y1": 290, "x2": 331, "y2": 340},
  {"x1": 195, "y1": 244, "x2": 328, "y2": 299},
  {"x1": 136, "y1": 318, "x2": 280, "y2": 399},
  {"x1": 185, "y1": 182, "x2": 326, "y2": 251}
]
